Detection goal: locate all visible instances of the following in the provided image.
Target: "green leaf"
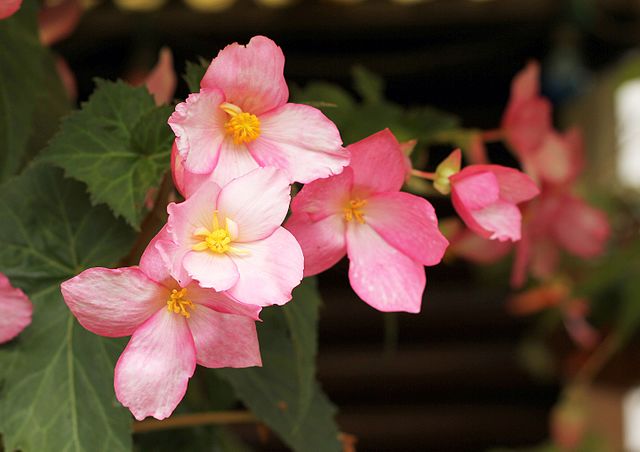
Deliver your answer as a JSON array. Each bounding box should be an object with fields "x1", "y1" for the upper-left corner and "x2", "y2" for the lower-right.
[
  {"x1": 290, "y1": 82, "x2": 356, "y2": 128},
  {"x1": 43, "y1": 79, "x2": 173, "y2": 228},
  {"x1": 0, "y1": 164, "x2": 135, "y2": 452},
  {"x1": 183, "y1": 57, "x2": 210, "y2": 93},
  {"x1": 218, "y1": 279, "x2": 341, "y2": 452},
  {"x1": 0, "y1": 0, "x2": 70, "y2": 183},
  {"x1": 352, "y1": 65, "x2": 385, "y2": 104}
]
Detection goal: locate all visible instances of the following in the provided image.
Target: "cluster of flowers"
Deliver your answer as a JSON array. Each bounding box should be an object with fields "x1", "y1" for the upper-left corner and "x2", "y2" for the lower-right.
[{"x1": 0, "y1": 35, "x2": 542, "y2": 420}]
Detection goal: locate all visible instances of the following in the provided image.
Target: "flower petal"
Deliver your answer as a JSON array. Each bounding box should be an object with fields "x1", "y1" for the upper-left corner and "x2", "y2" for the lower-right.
[
  {"x1": 451, "y1": 170, "x2": 500, "y2": 210},
  {"x1": 140, "y1": 224, "x2": 173, "y2": 284},
  {"x1": 187, "y1": 283, "x2": 262, "y2": 320},
  {"x1": 144, "y1": 47, "x2": 177, "y2": 106},
  {"x1": 217, "y1": 167, "x2": 291, "y2": 242},
  {"x1": 365, "y1": 192, "x2": 448, "y2": 266},
  {"x1": 188, "y1": 305, "x2": 261, "y2": 368},
  {"x1": 290, "y1": 167, "x2": 353, "y2": 222},
  {"x1": 183, "y1": 251, "x2": 239, "y2": 291},
  {"x1": 61, "y1": 267, "x2": 165, "y2": 338},
  {"x1": 0, "y1": 0, "x2": 21, "y2": 19},
  {"x1": 226, "y1": 228, "x2": 303, "y2": 307},
  {"x1": 552, "y1": 195, "x2": 610, "y2": 258},
  {"x1": 0, "y1": 273, "x2": 32, "y2": 344},
  {"x1": 168, "y1": 89, "x2": 227, "y2": 174},
  {"x1": 346, "y1": 223, "x2": 425, "y2": 313},
  {"x1": 208, "y1": 137, "x2": 260, "y2": 187},
  {"x1": 347, "y1": 129, "x2": 406, "y2": 194},
  {"x1": 285, "y1": 213, "x2": 346, "y2": 277},
  {"x1": 469, "y1": 200, "x2": 523, "y2": 242},
  {"x1": 114, "y1": 309, "x2": 196, "y2": 420},
  {"x1": 167, "y1": 181, "x2": 222, "y2": 245},
  {"x1": 201, "y1": 35, "x2": 288, "y2": 115},
  {"x1": 247, "y1": 103, "x2": 348, "y2": 183}
]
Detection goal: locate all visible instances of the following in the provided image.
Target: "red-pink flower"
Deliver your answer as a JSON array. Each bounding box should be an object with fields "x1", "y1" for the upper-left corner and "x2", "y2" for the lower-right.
[
  {"x1": 154, "y1": 167, "x2": 303, "y2": 307},
  {"x1": 501, "y1": 61, "x2": 553, "y2": 156},
  {"x1": 285, "y1": 129, "x2": 449, "y2": 313},
  {"x1": 0, "y1": 0, "x2": 21, "y2": 19},
  {"x1": 0, "y1": 273, "x2": 32, "y2": 344},
  {"x1": 450, "y1": 164, "x2": 539, "y2": 242},
  {"x1": 61, "y1": 241, "x2": 261, "y2": 421},
  {"x1": 168, "y1": 35, "x2": 349, "y2": 187}
]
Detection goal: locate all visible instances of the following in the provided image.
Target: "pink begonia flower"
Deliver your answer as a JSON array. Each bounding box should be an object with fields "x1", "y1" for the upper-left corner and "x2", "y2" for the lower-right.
[
  {"x1": 168, "y1": 35, "x2": 349, "y2": 187},
  {"x1": 511, "y1": 190, "x2": 610, "y2": 287},
  {"x1": 60, "y1": 236, "x2": 261, "y2": 421},
  {"x1": 154, "y1": 166, "x2": 303, "y2": 307},
  {"x1": 285, "y1": 129, "x2": 449, "y2": 313},
  {"x1": 501, "y1": 61, "x2": 553, "y2": 157},
  {"x1": 0, "y1": 0, "x2": 21, "y2": 19},
  {"x1": 144, "y1": 47, "x2": 177, "y2": 106},
  {"x1": 449, "y1": 164, "x2": 540, "y2": 242},
  {"x1": 0, "y1": 273, "x2": 33, "y2": 344},
  {"x1": 440, "y1": 218, "x2": 512, "y2": 264}
]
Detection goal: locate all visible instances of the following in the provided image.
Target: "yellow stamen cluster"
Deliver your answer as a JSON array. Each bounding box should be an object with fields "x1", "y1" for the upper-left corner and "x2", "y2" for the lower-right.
[
  {"x1": 192, "y1": 211, "x2": 246, "y2": 255},
  {"x1": 221, "y1": 102, "x2": 261, "y2": 145},
  {"x1": 343, "y1": 198, "x2": 368, "y2": 224},
  {"x1": 167, "y1": 288, "x2": 195, "y2": 318}
]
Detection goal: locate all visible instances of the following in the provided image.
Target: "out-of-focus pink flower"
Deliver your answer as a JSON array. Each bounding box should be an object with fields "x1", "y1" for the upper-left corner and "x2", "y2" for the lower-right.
[
  {"x1": 38, "y1": 0, "x2": 82, "y2": 46},
  {"x1": 154, "y1": 167, "x2": 303, "y2": 307},
  {"x1": 169, "y1": 35, "x2": 349, "y2": 187},
  {"x1": 450, "y1": 164, "x2": 539, "y2": 242},
  {"x1": 61, "y1": 246, "x2": 261, "y2": 420},
  {"x1": 286, "y1": 129, "x2": 448, "y2": 313},
  {"x1": 0, "y1": 0, "x2": 21, "y2": 19},
  {"x1": 144, "y1": 47, "x2": 177, "y2": 106},
  {"x1": 501, "y1": 61, "x2": 553, "y2": 157},
  {"x1": 522, "y1": 127, "x2": 584, "y2": 187},
  {"x1": 511, "y1": 191, "x2": 610, "y2": 287},
  {"x1": 0, "y1": 273, "x2": 33, "y2": 344},
  {"x1": 441, "y1": 218, "x2": 512, "y2": 264},
  {"x1": 54, "y1": 55, "x2": 78, "y2": 102}
]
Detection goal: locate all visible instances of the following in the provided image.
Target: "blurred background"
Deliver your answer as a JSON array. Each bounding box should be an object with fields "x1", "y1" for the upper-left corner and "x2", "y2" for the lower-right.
[{"x1": 47, "y1": 0, "x2": 640, "y2": 450}]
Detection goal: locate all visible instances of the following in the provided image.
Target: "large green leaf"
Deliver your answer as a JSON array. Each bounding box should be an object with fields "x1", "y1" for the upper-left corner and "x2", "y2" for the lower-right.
[
  {"x1": 43, "y1": 80, "x2": 173, "y2": 228},
  {"x1": 218, "y1": 279, "x2": 341, "y2": 452},
  {"x1": 0, "y1": 164, "x2": 135, "y2": 452},
  {"x1": 0, "y1": 0, "x2": 70, "y2": 183}
]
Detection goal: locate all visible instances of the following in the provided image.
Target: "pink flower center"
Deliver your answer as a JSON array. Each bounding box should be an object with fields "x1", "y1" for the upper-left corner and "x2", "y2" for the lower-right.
[
  {"x1": 167, "y1": 288, "x2": 195, "y2": 318},
  {"x1": 220, "y1": 102, "x2": 261, "y2": 145},
  {"x1": 343, "y1": 198, "x2": 367, "y2": 224},
  {"x1": 192, "y1": 210, "x2": 246, "y2": 255}
]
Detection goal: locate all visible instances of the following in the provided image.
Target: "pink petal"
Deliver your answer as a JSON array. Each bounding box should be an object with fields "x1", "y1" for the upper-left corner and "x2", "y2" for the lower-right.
[
  {"x1": 0, "y1": 0, "x2": 21, "y2": 19},
  {"x1": 247, "y1": 103, "x2": 348, "y2": 183},
  {"x1": 449, "y1": 224, "x2": 513, "y2": 264},
  {"x1": 183, "y1": 251, "x2": 239, "y2": 291},
  {"x1": 217, "y1": 167, "x2": 291, "y2": 242},
  {"x1": 530, "y1": 238, "x2": 560, "y2": 280},
  {"x1": 167, "y1": 180, "x2": 222, "y2": 246},
  {"x1": 552, "y1": 195, "x2": 610, "y2": 258},
  {"x1": 61, "y1": 267, "x2": 165, "y2": 338},
  {"x1": 187, "y1": 305, "x2": 261, "y2": 368},
  {"x1": 450, "y1": 170, "x2": 500, "y2": 211},
  {"x1": 290, "y1": 167, "x2": 353, "y2": 222},
  {"x1": 509, "y1": 60, "x2": 541, "y2": 104},
  {"x1": 469, "y1": 200, "x2": 523, "y2": 242},
  {"x1": 114, "y1": 309, "x2": 196, "y2": 420},
  {"x1": 526, "y1": 129, "x2": 584, "y2": 186},
  {"x1": 55, "y1": 56, "x2": 78, "y2": 102},
  {"x1": 347, "y1": 129, "x2": 406, "y2": 194},
  {"x1": 346, "y1": 223, "x2": 425, "y2": 313},
  {"x1": 171, "y1": 142, "x2": 208, "y2": 198},
  {"x1": 365, "y1": 192, "x2": 448, "y2": 266},
  {"x1": 168, "y1": 89, "x2": 227, "y2": 174},
  {"x1": 208, "y1": 137, "x2": 260, "y2": 187},
  {"x1": 487, "y1": 165, "x2": 540, "y2": 204},
  {"x1": 140, "y1": 225, "x2": 172, "y2": 284},
  {"x1": 38, "y1": 0, "x2": 81, "y2": 46},
  {"x1": 0, "y1": 273, "x2": 32, "y2": 344},
  {"x1": 187, "y1": 283, "x2": 262, "y2": 320},
  {"x1": 226, "y1": 228, "x2": 304, "y2": 307},
  {"x1": 285, "y1": 213, "x2": 346, "y2": 277},
  {"x1": 144, "y1": 47, "x2": 177, "y2": 106},
  {"x1": 155, "y1": 238, "x2": 193, "y2": 287},
  {"x1": 201, "y1": 35, "x2": 288, "y2": 115}
]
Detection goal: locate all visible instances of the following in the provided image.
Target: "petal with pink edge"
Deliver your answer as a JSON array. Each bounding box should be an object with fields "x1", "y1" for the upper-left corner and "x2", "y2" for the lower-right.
[
  {"x1": 285, "y1": 213, "x2": 346, "y2": 277},
  {"x1": 346, "y1": 223, "x2": 425, "y2": 313},
  {"x1": 167, "y1": 181, "x2": 221, "y2": 245},
  {"x1": 140, "y1": 225, "x2": 173, "y2": 285},
  {"x1": 183, "y1": 251, "x2": 239, "y2": 291},
  {"x1": 155, "y1": 238, "x2": 192, "y2": 287},
  {"x1": 226, "y1": 228, "x2": 304, "y2": 307},
  {"x1": 61, "y1": 267, "x2": 165, "y2": 337},
  {"x1": 247, "y1": 103, "x2": 348, "y2": 184},
  {"x1": 201, "y1": 36, "x2": 288, "y2": 115},
  {"x1": 188, "y1": 305, "x2": 261, "y2": 368},
  {"x1": 208, "y1": 137, "x2": 261, "y2": 187},
  {"x1": 144, "y1": 47, "x2": 177, "y2": 106},
  {"x1": 187, "y1": 283, "x2": 262, "y2": 320},
  {"x1": 290, "y1": 167, "x2": 353, "y2": 222},
  {"x1": 450, "y1": 170, "x2": 500, "y2": 210},
  {"x1": 168, "y1": 89, "x2": 227, "y2": 174},
  {"x1": 365, "y1": 192, "x2": 449, "y2": 266},
  {"x1": 0, "y1": 273, "x2": 32, "y2": 344},
  {"x1": 217, "y1": 167, "x2": 291, "y2": 242},
  {"x1": 347, "y1": 129, "x2": 406, "y2": 194},
  {"x1": 469, "y1": 200, "x2": 523, "y2": 242},
  {"x1": 171, "y1": 142, "x2": 210, "y2": 198},
  {"x1": 114, "y1": 309, "x2": 196, "y2": 420}
]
